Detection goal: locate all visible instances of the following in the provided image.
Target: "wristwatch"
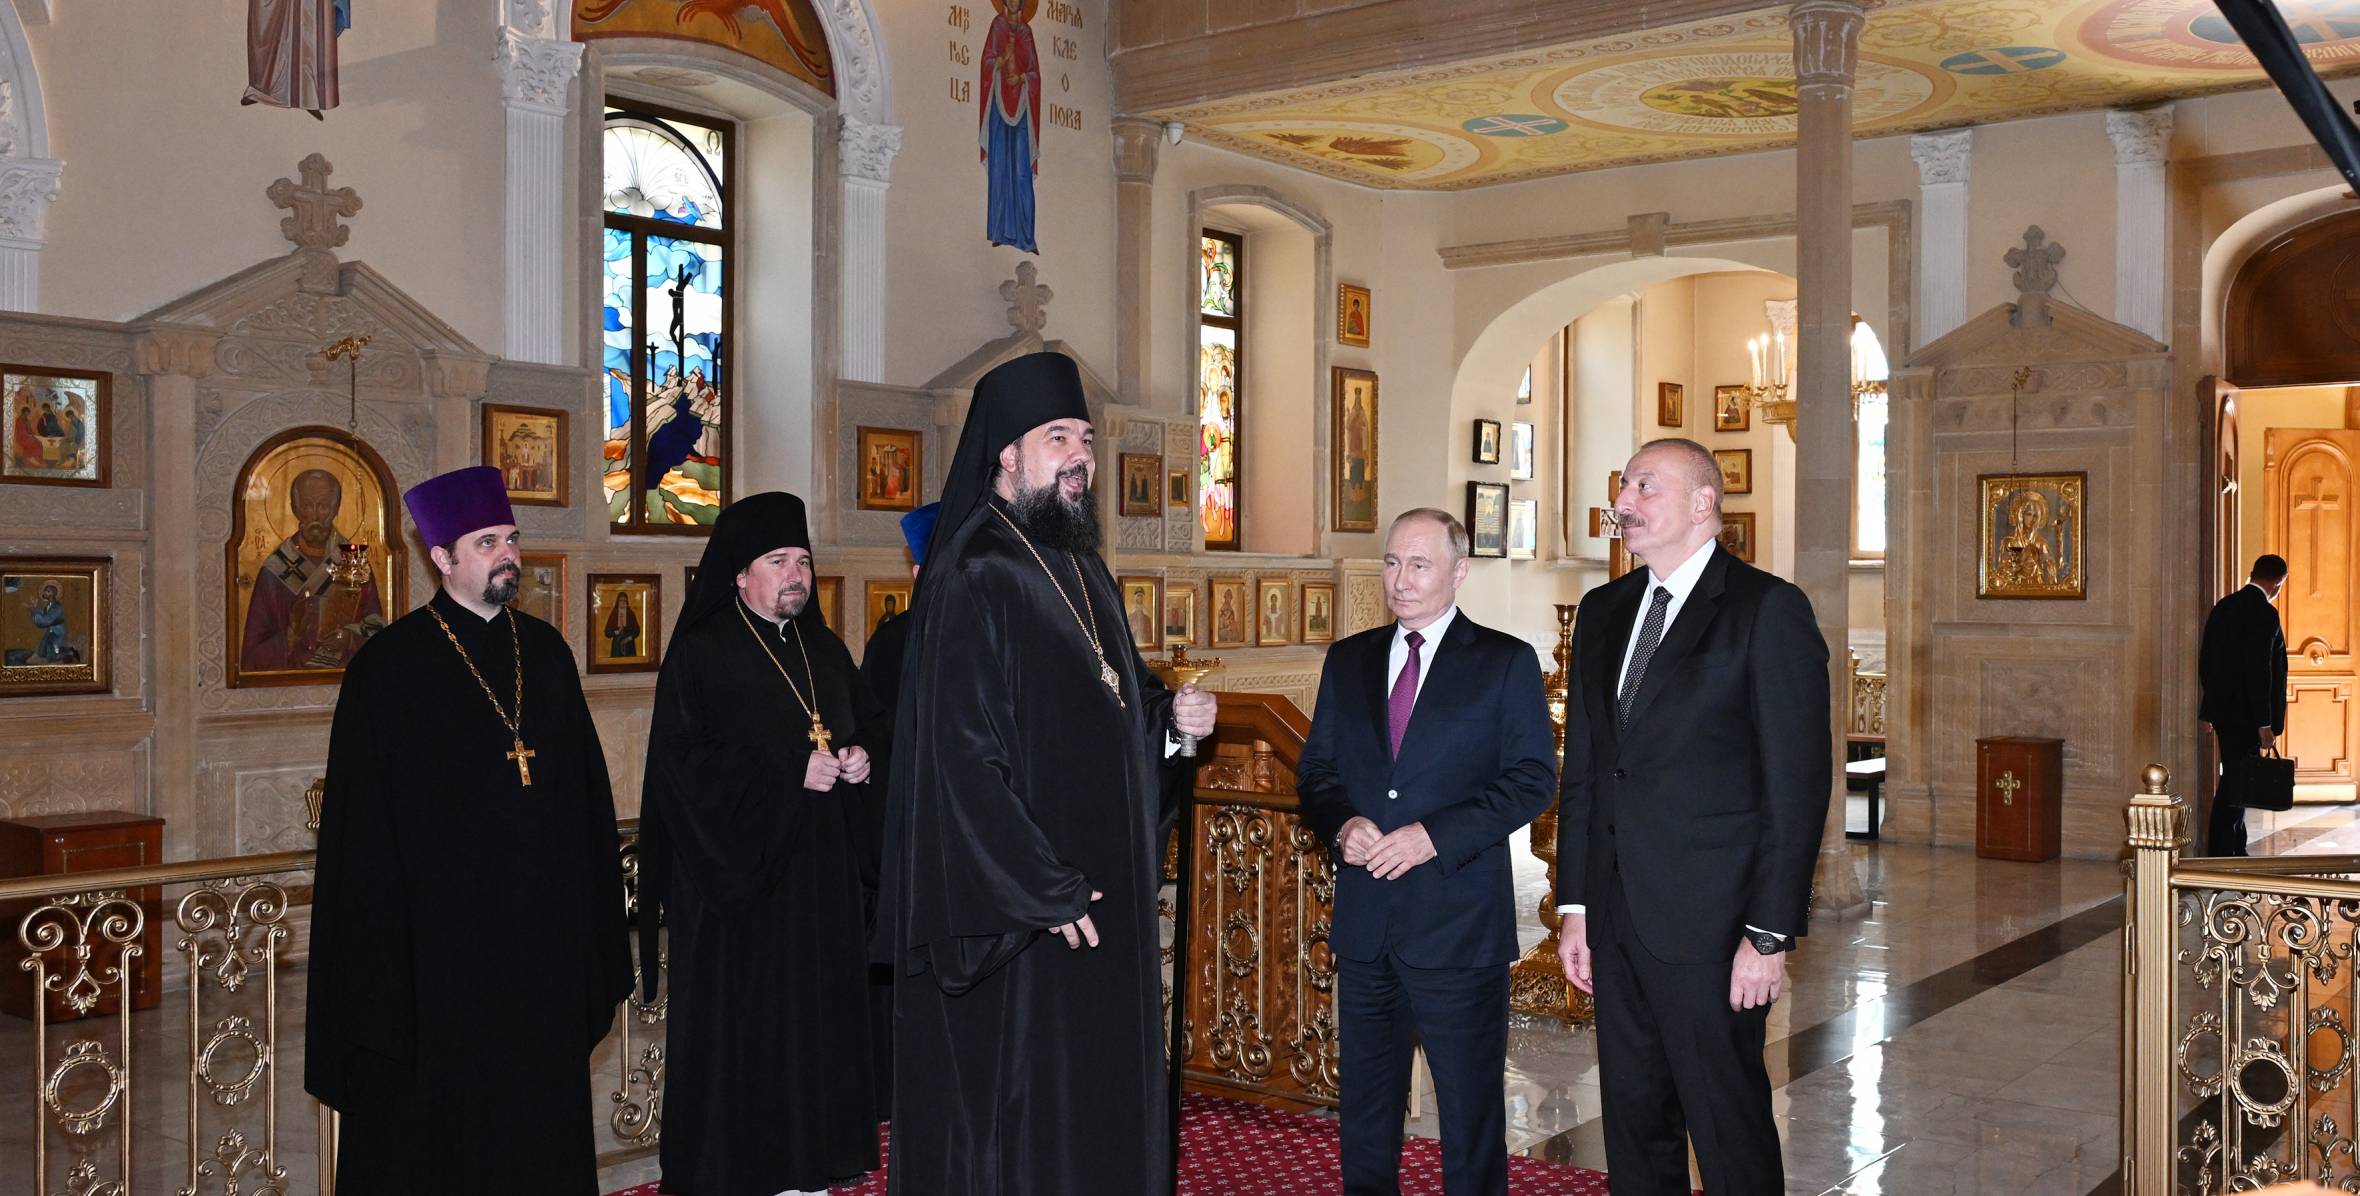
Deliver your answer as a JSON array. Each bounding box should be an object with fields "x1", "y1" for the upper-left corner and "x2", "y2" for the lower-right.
[{"x1": 1745, "y1": 928, "x2": 1793, "y2": 956}]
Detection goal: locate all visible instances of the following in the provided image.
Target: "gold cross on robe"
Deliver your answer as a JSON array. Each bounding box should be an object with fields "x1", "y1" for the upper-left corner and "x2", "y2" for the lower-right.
[{"x1": 508, "y1": 737, "x2": 537, "y2": 786}]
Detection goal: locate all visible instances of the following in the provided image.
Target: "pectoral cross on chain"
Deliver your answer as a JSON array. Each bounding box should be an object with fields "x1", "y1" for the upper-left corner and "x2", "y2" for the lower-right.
[
  {"x1": 807, "y1": 717, "x2": 832, "y2": 755},
  {"x1": 508, "y1": 737, "x2": 537, "y2": 787},
  {"x1": 1995, "y1": 770, "x2": 2021, "y2": 806}
]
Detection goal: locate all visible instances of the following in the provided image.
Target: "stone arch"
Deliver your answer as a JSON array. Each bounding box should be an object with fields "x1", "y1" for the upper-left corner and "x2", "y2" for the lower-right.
[
  {"x1": 2207, "y1": 188, "x2": 2360, "y2": 389},
  {"x1": 1452, "y1": 254, "x2": 1777, "y2": 417},
  {"x1": 1182, "y1": 184, "x2": 1336, "y2": 555},
  {"x1": 2200, "y1": 182, "x2": 2350, "y2": 374},
  {"x1": 0, "y1": 0, "x2": 48, "y2": 159},
  {"x1": 0, "y1": 0, "x2": 58, "y2": 309},
  {"x1": 570, "y1": 0, "x2": 889, "y2": 123}
]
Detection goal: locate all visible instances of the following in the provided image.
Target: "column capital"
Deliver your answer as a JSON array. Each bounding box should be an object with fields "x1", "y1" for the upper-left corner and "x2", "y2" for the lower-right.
[
  {"x1": 1111, "y1": 116, "x2": 1163, "y2": 186},
  {"x1": 1789, "y1": 0, "x2": 1865, "y2": 88},
  {"x1": 0, "y1": 156, "x2": 62, "y2": 245},
  {"x1": 129, "y1": 324, "x2": 221, "y2": 378},
  {"x1": 496, "y1": 27, "x2": 584, "y2": 116},
  {"x1": 2106, "y1": 105, "x2": 2176, "y2": 166},
  {"x1": 838, "y1": 115, "x2": 904, "y2": 185},
  {"x1": 1909, "y1": 128, "x2": 1972, "y2": 186}
]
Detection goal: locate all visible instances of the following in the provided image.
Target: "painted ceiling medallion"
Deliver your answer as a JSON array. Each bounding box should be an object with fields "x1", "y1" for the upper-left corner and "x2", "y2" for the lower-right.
[
  {"x1": 1159, "y1": 0, "x2": 2360, "y2": 189},
  {"x1": 2080, "y1": 0, "x2": 2360, "y2": 70},
  {"x1": 1230, "y1": 120, "x2": 1477, "y2": 181},
  {"x1": 1552, "y1": 51, "x2": 1936, "y2": 137}
]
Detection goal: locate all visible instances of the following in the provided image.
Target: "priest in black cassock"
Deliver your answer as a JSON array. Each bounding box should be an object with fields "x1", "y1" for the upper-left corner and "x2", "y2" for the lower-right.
[
  {"x1": 640, "y1": 490, "x2": 887, "y2": 1195},
  {"x1": 876, "y1": 351, "x2": 1219, "y2": 1196},
  {"x1": 305, "y1": 465, "x2": 631, "y2": 1195}
]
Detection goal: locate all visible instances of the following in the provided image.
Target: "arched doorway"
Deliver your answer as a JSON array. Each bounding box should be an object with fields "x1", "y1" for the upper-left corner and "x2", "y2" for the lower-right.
[{"x1": 2214, "y1": 206, "x2": 2360, "y2": 793}]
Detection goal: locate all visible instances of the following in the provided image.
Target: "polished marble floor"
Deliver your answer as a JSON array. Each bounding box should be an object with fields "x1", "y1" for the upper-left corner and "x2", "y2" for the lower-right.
[{"x1": 11, "y1": 802, "x2": 2360, "y2": 1194}]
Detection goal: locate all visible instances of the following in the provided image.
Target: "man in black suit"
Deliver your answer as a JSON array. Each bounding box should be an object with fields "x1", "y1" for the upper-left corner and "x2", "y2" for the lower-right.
[
  {"x1": 2199, "y1": 554, "x2": 2290, "y2": 857},
  {"x1": 1298, "y1": 508, "x2": 1557, "y2": 1196},
  {"x1": 1553, "y1": 438, "x2": 1830, "y2": 1195}
]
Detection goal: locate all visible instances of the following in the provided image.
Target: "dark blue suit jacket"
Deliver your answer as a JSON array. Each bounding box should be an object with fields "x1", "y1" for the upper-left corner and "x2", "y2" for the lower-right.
[
  {"x1": 1552, "y1": 546, "x2": 1831, "y2": 965},
  {"x1": 1296, "y1": 611, "x2": 1558, "y2": 969}
]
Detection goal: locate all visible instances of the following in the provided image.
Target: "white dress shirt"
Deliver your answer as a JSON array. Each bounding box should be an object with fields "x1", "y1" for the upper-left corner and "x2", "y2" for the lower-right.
[
  {"x1": 1614, "y1": 541, "x2": 1716, "y2": 695},
  {"x1": 1389, "y1": 604, "x2": 1459, "y2": 703},
  {"x1": 1561, "y1": 542, "x2": 1784, "y2": 939}
]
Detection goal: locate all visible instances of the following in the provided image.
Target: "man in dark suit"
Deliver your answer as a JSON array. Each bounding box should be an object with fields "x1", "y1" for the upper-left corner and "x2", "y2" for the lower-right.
[
  {"x1": 2199, "y1": 554, "x2": 2290, "y2": 856},
  {"x1": 1298, "y1": 507, "x2": 1557, "y2": 1196},
  {"x1": 1554, "y1": 438, "x2": 1830, "y2": 1195}
]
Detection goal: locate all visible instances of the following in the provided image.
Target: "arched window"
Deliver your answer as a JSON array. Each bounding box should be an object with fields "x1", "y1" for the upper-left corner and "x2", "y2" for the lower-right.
[
  {"x1": 602, "y1": 102, "x2": 732, "y2": 531},
  {"x1": 1198, "y1": 230, "x2": 1243, "y2": 551},
  {"x1": 1853, "y1": 319, "x2": 1890, "y2": 559}
]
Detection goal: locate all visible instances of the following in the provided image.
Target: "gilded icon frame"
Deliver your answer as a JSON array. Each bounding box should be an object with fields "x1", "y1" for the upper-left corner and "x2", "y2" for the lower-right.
[
  {"x1": 1977, "y1": 472, "x2": 2087, "y2": 600},
  {"x1": 0, "y1": 556, "x2": 108, "y2": 696}
]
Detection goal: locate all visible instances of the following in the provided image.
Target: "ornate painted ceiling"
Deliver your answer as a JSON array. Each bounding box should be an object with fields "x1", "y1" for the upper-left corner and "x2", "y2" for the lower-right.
[{"x1": 1152, "y1": 0, "x2": 2360, "y2": 190}]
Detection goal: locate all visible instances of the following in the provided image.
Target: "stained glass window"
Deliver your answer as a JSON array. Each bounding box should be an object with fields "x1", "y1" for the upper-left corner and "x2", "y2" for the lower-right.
[
  {"x1": 602, "y1": 104, "x2": 731, "y2": 531},
  {"x1": 1198, "y1": 231, "x2": 1243, "y2": 550}
]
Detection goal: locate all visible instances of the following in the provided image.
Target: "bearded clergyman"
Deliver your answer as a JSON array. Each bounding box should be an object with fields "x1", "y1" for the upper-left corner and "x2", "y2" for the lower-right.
[
  {"x1": 876, "y1": 351, "x2": 1217, "y2": 1195},
  {"x1": 639, "y1": 491, "x2": 888, "y2": 1194},
  {"x1": 305, "y1": 465, "x2": 630, "y2": 1194}
]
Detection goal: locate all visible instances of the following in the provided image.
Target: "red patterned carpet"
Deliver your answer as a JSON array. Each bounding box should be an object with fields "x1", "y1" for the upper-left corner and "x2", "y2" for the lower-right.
[{"x1": 606, "y1": 1091, "x2": 1620, "y2": 1194}]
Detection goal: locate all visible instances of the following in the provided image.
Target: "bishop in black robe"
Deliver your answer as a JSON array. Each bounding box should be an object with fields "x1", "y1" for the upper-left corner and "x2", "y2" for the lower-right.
[
  {"x1": 877, "y1": 352, "x2": 1217, "y2": 1196},
  {"x1": 639, "y1": 491, "x2": 887, "y2": 1195},
  {"x1": 305, "y1": 466, "x2": 631, "y2": 1195}
]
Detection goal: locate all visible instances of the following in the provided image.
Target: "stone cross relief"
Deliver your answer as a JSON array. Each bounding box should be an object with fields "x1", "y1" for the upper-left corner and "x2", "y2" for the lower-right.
[
  {"x1": 2005, "y1": 225, "x2": 2065, "y2": 328},
  {"x1": 268, "y1": 153, "x2": 363, "y2": 294},
  {"x1": 1001, "y1": 260, "x2": 1052, "y2": 335}
]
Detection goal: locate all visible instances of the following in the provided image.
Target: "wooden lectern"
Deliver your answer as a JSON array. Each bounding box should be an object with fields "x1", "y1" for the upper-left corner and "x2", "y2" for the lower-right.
[
  {"x1": 1975, "y1": 737, "x2": 2063, "y2": 862},
  {"x1": 0, "y1": 811, "x2": 165, "y2": 1020}
]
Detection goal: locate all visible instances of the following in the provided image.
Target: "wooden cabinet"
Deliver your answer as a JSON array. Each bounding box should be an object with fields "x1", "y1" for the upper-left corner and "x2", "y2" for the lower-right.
[
  {"x1": 1976, "y1": 737, "x2": 2063, "y2": 862},
  {"x1": 0, "y1": 812, "x2": 165, "y2": 1021}
]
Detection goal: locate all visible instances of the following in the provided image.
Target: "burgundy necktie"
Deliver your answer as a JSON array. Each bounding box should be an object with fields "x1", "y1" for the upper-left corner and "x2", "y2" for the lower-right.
[{"x1": 1388, "y1": 629, "x2": 1424, "y2": 758}]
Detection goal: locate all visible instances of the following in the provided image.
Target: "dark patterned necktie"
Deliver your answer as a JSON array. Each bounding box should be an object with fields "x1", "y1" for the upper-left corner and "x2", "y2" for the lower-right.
[
  {"x1": 1388, "y1": 630, "x2": 1424, "y2": 757},
  {"x1": 1617, "y1": 586, "x2": 1673, "y2": 732}
]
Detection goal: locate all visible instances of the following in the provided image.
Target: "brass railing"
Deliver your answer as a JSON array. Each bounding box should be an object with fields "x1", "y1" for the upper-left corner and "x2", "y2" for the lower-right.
[
  {"x1": 2123, "y1": 767, "x2": 2360, "y2": 1194},
  {"x1": 3, "y1": 823, "x2": 663, "y2": 1195}
]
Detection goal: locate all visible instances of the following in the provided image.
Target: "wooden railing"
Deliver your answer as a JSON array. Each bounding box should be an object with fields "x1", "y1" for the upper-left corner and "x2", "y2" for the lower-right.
[{"x1": 2122, "y1": 768, "x2": 2360, "y2": 1193}]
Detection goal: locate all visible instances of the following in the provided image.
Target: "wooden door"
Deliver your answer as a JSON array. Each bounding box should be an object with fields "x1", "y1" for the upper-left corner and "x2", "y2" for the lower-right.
[{"x1": 2266, "y1": 429, "x2": 2360, "y2": 785}]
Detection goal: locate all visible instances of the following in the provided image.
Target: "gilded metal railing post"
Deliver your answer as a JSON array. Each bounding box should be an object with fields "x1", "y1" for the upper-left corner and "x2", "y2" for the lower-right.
[{"x1": 2124, "y1": 763, "x2": 2184, "y2": 1196}]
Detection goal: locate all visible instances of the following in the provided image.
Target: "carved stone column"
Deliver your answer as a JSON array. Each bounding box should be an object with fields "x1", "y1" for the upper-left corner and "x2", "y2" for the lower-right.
[
  {"x1": 1909, "y1": 129, "x2": 1971, "y2": 349},
  {"x1": 424, "y1": 349, "x2": 496, "y2": 472},
  {"x1": 497, "y1": 17, "x2": 583, "y2": 365},
  {"x1": 2107, "y1": 106, "x2": 2173, "y2": 344},
  {"x1": 0, "y1": 156, "x2": 61, "y2": 311},
  {"x1": 839, "y1": 115, "x2": 903, "y2": 384},
  {"x1": 1791, "y1": 0, "x2": 1869, "y2": 921},
  {"x1": 1112, "y1": 117, "x2": 1162, "y2": 408},
  {"x1": 132, "y1": 324, "x2": 221, "y2": 859}
]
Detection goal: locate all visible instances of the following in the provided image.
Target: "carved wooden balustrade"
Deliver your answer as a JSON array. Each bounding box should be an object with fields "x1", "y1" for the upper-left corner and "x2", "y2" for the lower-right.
[{"x1": 1174, "y1": 691, "x2": 1341, "y2": 1110}]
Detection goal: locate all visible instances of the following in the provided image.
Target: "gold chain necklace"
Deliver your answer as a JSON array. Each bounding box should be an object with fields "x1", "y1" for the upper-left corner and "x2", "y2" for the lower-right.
[
  {"x1": 732, "y1": 599, "x2": 835, "y2": 753},
  {"x1": 992, "y1": 506, "x2": 1124, "y2": 707},
  {"x1": 427, "y1": 604, "x2": 536, "y2": 786}
]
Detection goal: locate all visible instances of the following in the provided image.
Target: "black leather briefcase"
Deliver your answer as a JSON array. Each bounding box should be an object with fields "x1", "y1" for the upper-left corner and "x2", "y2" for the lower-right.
[{"x1": 2227, "y1": 749, "x2": 2297, "y2": 812}]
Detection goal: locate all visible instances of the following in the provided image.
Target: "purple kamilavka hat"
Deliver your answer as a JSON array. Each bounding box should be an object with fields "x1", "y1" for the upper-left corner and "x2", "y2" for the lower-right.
[{"x1": 403, "y1": 466, "x2": 516, "y2": 547}]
